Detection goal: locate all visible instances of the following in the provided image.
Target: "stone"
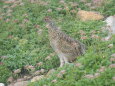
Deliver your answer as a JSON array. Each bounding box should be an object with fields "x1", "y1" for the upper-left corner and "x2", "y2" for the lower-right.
[
  {"x1": 14, "y1": 81, "x2": 28, "y2": 86},
  {"x1": 57, "y1": 73, "x2": 63, "y2": 78},
  {"x1": 23, "y1": 75, "x2": 32, "y2": 80},
  {"x1": 33, "y1": 70, "x2": 41, "y2": 76},
  {"x1": 84, "y1": 74, "x2": 95, "y2": 79},
  {"x1": 112, "y1": 76, "x2": 115, "y2": 81},
  {"x1": 24, "y1": 65, "x2": 35, "y2": 71},
  {"x1": 3, "y1": 0, "x2": 15, "y2": 4},
  {"x1": 75, "y1": 63, "x2": 82, "y2": 67},
  {"x1": 92, "y1": 0, "x2": 108, "y2": 7},
  {"x1": 60, "y1": 70, "x2": 66, "y2": 74},
  {"x1": 40, "y1": 69, "x2": 45, "y2": 73},
  {"x1": 14, "y1": 69, "x2": 21, "y2": 74},
  {"x1": 31, "y1": 75, "x2": 44, "y2": 82},
  {"x1": 102, "y1": 16, "x2": 115, "y2": 41},
  {"x1": 36, "y1": 62, "x2": 43, "y2": 66},
  {"x1": 16, "y1": 78, "x2": 25, "y2": 82},
  {"x1": 94, "y1": 73, "x2": 100, "y2": 78},
  {"x1": 7, "y1": 76, "x2": 14, "y2": 83},
  {"x1": 46, "y1": 69, "x2": 55, "y2": 77},
  {"x1": 109, "y1": 64, "x2": 115, "y2": 68},
  {"x1": 0, "y1": 83, "x2": 5, "y2": 86},
  {"x1": 47, "y1": 9, "x2": 52, "y2": 13},
  {"x1": 108, "y1": 44, "x2": 113, "y2": 48},
  {"x1": 98, "y1": 66, "x2": 106, "y2": 72},
  {"x1": 8, "y1": 81, "x2": 29, "y2": 86},
  {"x1": 77, "y1": 10, "x2": 104, "y2": 21},
  {"x1": 51, "y1": 79, "x2": 57, "y2": 83},
  {"x1": 111, "y1": 53, "x2": 115, "y2": 57},
  {"x1": 110, "y1": 58, "x2": 115, "y2": 62}
]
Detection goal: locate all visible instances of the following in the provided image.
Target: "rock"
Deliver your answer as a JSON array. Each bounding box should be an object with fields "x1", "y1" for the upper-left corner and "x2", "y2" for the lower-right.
[
  {"x1": 102, "y1": 16, "x2": 115, "y2": 41},
  {"x1": 8, "y1": 81, "x2": 29, "y2": 86},
  {"x1": 112, "y1": 76, "x2": 115, "y2": 81},
  {"x1": 79, "y1": 30, "x2": 86, "y2": 35},
  {"x1": 75, "y1": 63, "x2": 82, "y2": 67},
  {"x1": 40, "y1": 69, "x2": 45, "y2": 73},
  {"x1": 59, "y1": 0, "x2": 65, "y2": 4},
  {"x1": 45, "y1": 56, "x2": 51, "y2": 60},
  {"x1": 0, "y1": 56, "x2": 8, "y2": 59},
  {"x1": 80, "y1": 36, "x2": 88, "y2": 40},
  {"x1": 16, "y1": 78, "x2": 25, "y2": 82},
  {"x1": 77, "y1": 10, "x2": 104, "y2": 21},
  {"x1": 0, "y1": 83, "x2": 5, "y2": 86},
  {"x1": 36, "y1": 62, "x2": 43, "y2": 66},
  {"x1": 108, "y1": 44, "x2": 113, "y2": 48},
  {"x1": 14, "y1": 69, "x2": 21, "y2": 74},
  {"x1": 23, "y1": 75, "x2": 32, "y2": 80},
  {"x1": 14, "y1": 81, "x2": 29, "y2": 86},
  {"x1": 109, "y1": 64, "x2": 115, "y2": 68},
  {"x1": 31, "y1": 75, "x2": 44, "y2": 82},
  {"x1": 111, "y1": 53, "x2": 115, "y2": 57},
  {"x1": 98, "y1": 66, "x2": 106, "y2": 72},
  {"x1": 92, "y1": 0, "x2": 105, "y2": 7},
  {"x1": 101, "y1": 36, "x2": 111, "y2": 41},
  {"x1": 24, "y1": 65, "x2": 35, "y2": 71},
  {"x1": 7, "y1": 76, "x2": 14, "y2": 83},
  {"x1": 57, "y1": 73, "x2": 63, "y2": 78},
  {"x1": 60, "y1": 70, "x2": 66, "y2": 75},
  {"x1": 91, "y1": 34, "x2": 100, "y2": 39},
  {"x1": 80, "y1": 0, "x2": 87, "y2": 3},
  {"x1": 45, "y1": 53, "x2": 55, "y2": 61},
  {"x1": 33, "y1": 70, "x2": 41, "y2": 76},
  {"x1": 8, "y1": 83, "x2": 13, "y2": 86},
  {"x1": 84, "y1": 74, "x2": 95, "y2": 79},
  {"x1": 105, "y1": 16, "x2": 115, "y2": 30},
  {"x1": 33, "y1": 69, "x2": 45, "y2": 76},
  {"x1": 46, "y1": 69, "x2": 55, "y2": 77},
  {"x1": 3, "y1": 0, "x2": 15, "y2": 4},
  {"x1": 0, "y1": 62, "x2": 4, "y2": 65},
  {"x1": 94, "y1": 73, "x2": 100, "y2": 78},
  {"x1": 56, "y1": 7, "x2": 63, "y2": 11},
  {"x1": 47, "y1": 9, "x2": 52, "y2": 13},
  {"x1": 51, "y1": 79, "x2": 57, "y2": 83},
  {"x1": 110, "y1": 58, "x2": 115, "y2": 62}
]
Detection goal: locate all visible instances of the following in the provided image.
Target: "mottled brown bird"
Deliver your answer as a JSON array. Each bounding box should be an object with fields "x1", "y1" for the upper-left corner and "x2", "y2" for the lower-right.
[{"x1": 44, "y1": 16, "x2": 86, "y2": 67}]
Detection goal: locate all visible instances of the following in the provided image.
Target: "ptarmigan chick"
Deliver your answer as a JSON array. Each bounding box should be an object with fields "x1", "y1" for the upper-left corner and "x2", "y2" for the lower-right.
[{"x1": 44, "y1": 16, "x2": 86, "y2": 67}]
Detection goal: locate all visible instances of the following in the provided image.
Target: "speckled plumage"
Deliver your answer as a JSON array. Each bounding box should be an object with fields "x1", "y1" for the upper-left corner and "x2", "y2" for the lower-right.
[{"x1": 44, "y1": 17, "x2": 86, "y2": 67}]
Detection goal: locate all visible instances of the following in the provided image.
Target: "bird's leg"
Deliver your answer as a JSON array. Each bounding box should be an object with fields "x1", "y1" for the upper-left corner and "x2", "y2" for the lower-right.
[
  {"x1": 63, "y1": 57, "x2": 69, "y2": 64},
  {"x1": 59, "y1": 57, "x2": 65, "y2": 67},
  {"x1": 58, "y1": 54, "x2": 65, "y2": 67}
]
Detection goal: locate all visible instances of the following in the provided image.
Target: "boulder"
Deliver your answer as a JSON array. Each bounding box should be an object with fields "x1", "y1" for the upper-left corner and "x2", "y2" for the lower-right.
[
  {"x1": 31, "y1": 75, "x2": 44, "y2": 82},
  {"x1": 0, "y1": 83, "x2": 5, "y2": 86},
  {"x1": 8, "y1": 81, "x2": 29, "y2": 86},
  {"x1": 102, "y1": 15, "x2": 115, "y2": 41},
  {"x1": 77, "y1": 10, "x2": 104, "y2": 21}
]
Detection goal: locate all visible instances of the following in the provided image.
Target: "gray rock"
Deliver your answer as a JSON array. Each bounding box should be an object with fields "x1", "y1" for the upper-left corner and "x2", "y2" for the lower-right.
[
  {"x1": 46, "y1": 69, "x2": 55, "y2": 77},
  {"x1": 31, "y1": 75, "x2": 44, "y2": 82},
  {"x1": 102, "y1": 16, "x2": 115, "y2": 41},
  {"x1": 0, "y1": 83, "x2": 5, "y2": 86},
  {"x1": 8, "y1": 81, "x2": 29, "y2": 86}
]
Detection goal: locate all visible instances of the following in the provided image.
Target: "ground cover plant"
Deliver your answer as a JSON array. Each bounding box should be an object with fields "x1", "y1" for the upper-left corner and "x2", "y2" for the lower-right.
[{"x1": 0, "y1": 0, "x2": 115, "y2": 86}]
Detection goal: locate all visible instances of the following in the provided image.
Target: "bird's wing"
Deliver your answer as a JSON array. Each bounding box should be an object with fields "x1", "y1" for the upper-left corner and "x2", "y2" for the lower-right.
[{"x1": 57, "y1": 33, "x2": 82, "y2": 55}]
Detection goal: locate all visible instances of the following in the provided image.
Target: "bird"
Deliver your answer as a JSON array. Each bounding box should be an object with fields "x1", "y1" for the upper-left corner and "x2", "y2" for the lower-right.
[{"x1": 44, "y1": 16, "x2": 86, "y2": 67}]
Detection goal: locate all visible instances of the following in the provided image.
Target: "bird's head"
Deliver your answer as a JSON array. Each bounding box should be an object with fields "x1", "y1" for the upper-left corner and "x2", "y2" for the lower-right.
[
  {"x1": 43, "y1": 16, "x2": 57, "y2": 29},
  {"x1": 43, "y1": 16, "x2": 52, "y2": 23}
]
